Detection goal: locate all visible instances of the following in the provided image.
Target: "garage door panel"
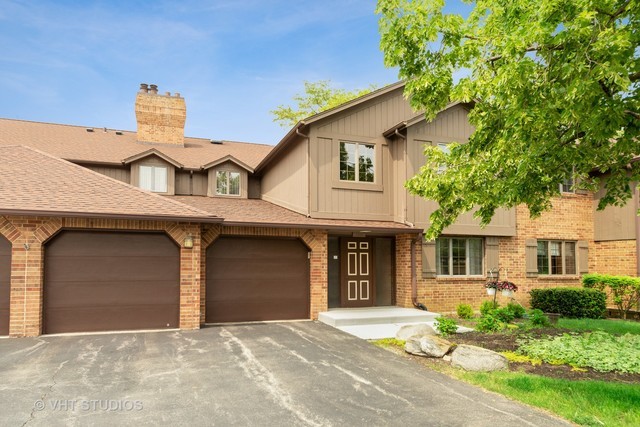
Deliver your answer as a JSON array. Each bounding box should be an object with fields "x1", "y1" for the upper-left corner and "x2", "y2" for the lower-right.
[
  {"x1": 0, "y1": 236, "x2": 10, "y2": 335},
  {"x1": 44, "y1": 256, "x2": 179, "y2": 282},
  {"x1": 44, "y1": 231, "x2": 179, "y2": 334},
  {"x1": 206, "y1": 237, "x2": 309, "y2": 323}
]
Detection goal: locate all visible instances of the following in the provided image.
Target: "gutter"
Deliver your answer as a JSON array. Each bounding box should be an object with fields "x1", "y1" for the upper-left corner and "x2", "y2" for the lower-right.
[{"x1": 0, "y1": 209, "x2": 222, "y2": 224}]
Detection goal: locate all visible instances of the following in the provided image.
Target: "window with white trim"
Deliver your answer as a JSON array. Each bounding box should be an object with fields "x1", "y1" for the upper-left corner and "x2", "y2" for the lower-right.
[
  {"x1": 139, "y1": 165, "x2": 168, "y2": 193},
  {"x1": 537, "y1": 240, "x2": 577, "y2": 275},
  {"x1": 560, "y1": 177, "x2": 575, "y2": 193},
  {"x1": 339, "y1": 141, "x2": 375, "y2": 183},
  {"x1": 437, "y1": 142, "x2": 450, "y2": 173},
  {"x1": 216, "y1": 170, "x2": 240, "y2": 196},
  {"x1": 436, "y1": 237, "x2": 483, "y2": 276}
]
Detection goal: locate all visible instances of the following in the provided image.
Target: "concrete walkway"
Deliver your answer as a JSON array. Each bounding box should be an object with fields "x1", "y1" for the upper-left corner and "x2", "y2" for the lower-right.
[{"x1": 0, "y1": 322, "x2": 570, "y2": 426}]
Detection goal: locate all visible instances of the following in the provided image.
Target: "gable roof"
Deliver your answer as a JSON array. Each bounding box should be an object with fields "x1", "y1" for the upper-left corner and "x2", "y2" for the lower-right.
[
  {"x1": 382, "y1": 101, "x2": 473, "y2": 138},
  {"x1": 0, "y1": 118, "x2": 273, "y2": 171},
  {"x1": 0, "y1": 145, "x2": 221, "y2": 223},
  {"x1": 122, "y1": 148, "x2": 183, "y2": 167},
  {"x1": 201, "y1": 155, "x2": 254, "y2": 172}
]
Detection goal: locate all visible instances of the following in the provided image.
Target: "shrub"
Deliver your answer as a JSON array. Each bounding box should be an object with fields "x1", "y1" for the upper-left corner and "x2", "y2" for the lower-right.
[
  {"x1": 456, "y1": 303, "x2": 474, "y2": 319},
  {"x1": 530, "y1": 287, "x2": 606, "y2": 318},
  {"x1": 476, "y1": 314, "x2": 504, "y2": 332},
  {"x1": 480, "y1": 300, "x2": 499, "y2": 315},
  {"x1": 506, "y1": 302, "x2": 526, "y2": 319},
  {"x1": 491, "y1": 307, "x2": 515, "y2": 323},
  {"x1": 528, "y1": 309, "x2": 551, "y2": 327},
  {"x1": 583, "y1": 273, "x2": 640, "y2": 320},
  {"x1": 435, "y1": 316, "x2": 458, "y2": 336}
]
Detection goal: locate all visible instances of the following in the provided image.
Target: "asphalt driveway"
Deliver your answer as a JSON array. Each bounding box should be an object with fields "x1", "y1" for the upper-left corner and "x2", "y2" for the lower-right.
[{"x1": 0, "y1": 322, "x2": 570, "y2": 426}]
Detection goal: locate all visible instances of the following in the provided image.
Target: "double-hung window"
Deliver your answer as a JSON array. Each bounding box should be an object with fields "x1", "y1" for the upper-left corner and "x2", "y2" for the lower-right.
[
  {"x1": 537, "y1": 240, "x2": 576, "y2": 275},
  {"x1": 436, "y1": 237, "x2": 483, "y2": 276},
  {"x1": 216, "y1": 171, "x2": 240, "y2": 196},
  {"x1": 139, "y1": 165, "x2": 168, "y2": 193},
  {"x1": 339, "y1": 141, "x2": 375, "y2": 183}
]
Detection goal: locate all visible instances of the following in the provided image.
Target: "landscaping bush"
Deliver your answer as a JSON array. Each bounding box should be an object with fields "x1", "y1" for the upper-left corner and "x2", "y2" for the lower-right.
[
  {"x1": 490, "y1": 307, "x2": 515, "y2": 323},
  {"x1": 456, "y1": 303, "x2": 474, "y2": 319},
  {"x1": 435, "y1": 316, "x2": 458, "y2": 337},
  {"x1": 528, "y1": 309, "x2": 551, "y2": 327},
  {"x1": 583, "y1": 273, "x2": 640, "y2": 320},
  {"x1": 529, "y1": 287, "x2": 606, "y2": 318},
  {"x1": 506, "y1": 302, "x2": 526, "y2": 319},
  {"x1": 476, "y1": 314, "x2": 504, "y2": 332},
  {"x1": 480, "y1": 300, "x2": 499, "y2": 316}
]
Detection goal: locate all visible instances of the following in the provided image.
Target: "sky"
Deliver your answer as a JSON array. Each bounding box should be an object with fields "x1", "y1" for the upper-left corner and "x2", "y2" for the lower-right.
[{"x1": 0, "y1": 1, "x2": 468, "y2": 145}]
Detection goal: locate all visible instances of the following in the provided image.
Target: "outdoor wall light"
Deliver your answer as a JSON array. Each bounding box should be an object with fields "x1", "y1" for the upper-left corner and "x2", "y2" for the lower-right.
[{"x1": 184, "y1": 235, "x2": 194, "y2": 249}]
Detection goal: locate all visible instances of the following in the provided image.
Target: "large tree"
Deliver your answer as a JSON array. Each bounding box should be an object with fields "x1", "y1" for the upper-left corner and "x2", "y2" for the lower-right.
[
  {"x1": 271, "y1": 80, "x2": 375, "y2": 127},
  {"x1": 377, "y1": 0, "x2": 640, "y2": 239}
]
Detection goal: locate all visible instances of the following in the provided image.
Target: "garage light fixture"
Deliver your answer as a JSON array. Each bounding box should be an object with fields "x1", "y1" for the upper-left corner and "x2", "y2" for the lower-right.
[{"x1": 184, "y1": 235, "x2": 194, "y2": 249}]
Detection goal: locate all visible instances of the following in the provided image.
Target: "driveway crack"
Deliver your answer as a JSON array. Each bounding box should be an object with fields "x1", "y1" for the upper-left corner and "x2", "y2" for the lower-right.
[{"x1": 22, "y1": 359, "x2": 68, "y2": 427}]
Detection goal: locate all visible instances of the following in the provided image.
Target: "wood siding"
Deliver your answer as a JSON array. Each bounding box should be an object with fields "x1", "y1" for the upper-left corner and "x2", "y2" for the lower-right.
[
  {"x1": 130, "y1": 155, "x2": 176, "y2": 195},
  {"x1": 594, "y1": 181, "x2": 637, "y2": 241},
  {"x1": 207, "y1": 161, "x2": 248, "y2": 198},
  {"x1": 83, "y1": 164, "x2": 130, "y2": 183},
  {"x1": 248, "y1": 176, "x2": 261, "y2": 199},
  {"x1": 175, "y1": 171, "x2": 208, "y2": 196},
  {"x1": 405, "y1": 105, "x2": 516, "y2": 236},
  {"x1": 261, "y1": 137, "x2": 309, "y2": 214}
]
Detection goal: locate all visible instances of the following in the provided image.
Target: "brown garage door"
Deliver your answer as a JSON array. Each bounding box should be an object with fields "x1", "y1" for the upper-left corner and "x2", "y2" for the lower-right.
[
  {"x1": 44, "y1": 231, "x2": 179, "y2": 334},
  {"x1": 0, "y1": 235, "x2": 10, "y2": 335},
  {"x1": 206, "y1": 237, "x2": 309, "y2": 323}
]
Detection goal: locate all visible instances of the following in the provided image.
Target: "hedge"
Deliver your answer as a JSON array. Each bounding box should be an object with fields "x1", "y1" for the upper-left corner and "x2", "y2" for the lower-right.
[
  {"x1": 583, "y1": 273, "x2": 640, "y2": 319},
  {"x1": 529, "y1": 287, "x2": 606, "y2": 318}
]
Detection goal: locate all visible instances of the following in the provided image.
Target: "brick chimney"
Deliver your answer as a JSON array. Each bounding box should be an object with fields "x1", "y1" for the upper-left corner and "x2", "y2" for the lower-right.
[{"x1": 135, "y1": 83, "x2": 186, "y2": 145}]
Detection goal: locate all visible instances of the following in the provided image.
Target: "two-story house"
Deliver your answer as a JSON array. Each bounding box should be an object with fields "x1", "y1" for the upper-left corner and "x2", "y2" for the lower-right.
[{"x1": 0, "y1": 82, "x2": 635, "y2": 337}]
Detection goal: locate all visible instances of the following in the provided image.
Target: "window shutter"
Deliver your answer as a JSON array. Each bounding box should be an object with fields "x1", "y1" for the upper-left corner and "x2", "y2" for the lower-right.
[
  {"x1": 485, "y1": 237, "x2": 499, "y2": 277},
  {"x1": 578, "y1": 240, "x2": 589, "y2": 274},
  {"x1": 525, "y1": 238, "x2": 538, "y2": 278},
  {"x1": 422, "y1": 240, "x2": 436, "y2": 279}
]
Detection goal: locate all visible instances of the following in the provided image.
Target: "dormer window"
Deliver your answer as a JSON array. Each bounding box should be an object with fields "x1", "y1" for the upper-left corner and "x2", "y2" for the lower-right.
[
  {"x1": 216, "y1": 170, "x2": 240, "y2": 196},
  {"x1": 139, "y1": 165, "x2": 168, "y2": 193},
  {"x1": 339, "y1": 141, "x2": 375, "y2": 183}
]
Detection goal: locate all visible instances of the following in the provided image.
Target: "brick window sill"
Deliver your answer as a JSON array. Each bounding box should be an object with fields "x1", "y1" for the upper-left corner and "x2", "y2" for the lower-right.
[
  {"x1": 534, "y1": 275, "x2": 581, "y2": 281},
  {"x1": 435, "y1": 276, "x2": 486, "y2": 282}
]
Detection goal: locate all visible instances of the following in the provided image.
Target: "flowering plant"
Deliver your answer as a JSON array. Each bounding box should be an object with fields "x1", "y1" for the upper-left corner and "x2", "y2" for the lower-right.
[
  {"x1": 484, "y1": 281, "x2": 500, "y2": 289},
  {"x1": 499, "y1": 281, "x2": 518, "y2": 292}
]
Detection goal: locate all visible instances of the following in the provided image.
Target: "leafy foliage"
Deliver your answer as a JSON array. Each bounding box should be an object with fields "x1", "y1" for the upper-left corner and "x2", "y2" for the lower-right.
[
  {"x1": 476, "y1": 313, "x2": 504, "y2": 332},
  {"x1": 480, "y1": 300, "x2": 499, "y2": 315},
  {"x1": 377, "y1": 0, "x2": 640, "y2": 238},
  {"x1": 270, "y1": 80, "x2": 376, "y2": 127},
  {"x1": 530, "y1": 287, "x2": 606, "y2": 318},
  {"x1": 435, "y1": 316, "x2": 459, "y2": 336},
  {"x1": 501, "y1": 351, "x2": 542, "y2": 366},
  {"x1": 373, "y1": 338, "x2": 406, "y2": 348},
  {"x1": 518, "y1": 331, "x2": 640, "y2": 373},
  {"x1": 456, "y1": 303, "x2": 474, "y2": 319},
  {"x1": 583, "y1": 273, "x2": 640, "y2": 319},
  {"x1": 506, "y1": 302, "x2": 526, "y2": 319},
  {"x1": 490, "y1": 307, "x2": 516, "y2": 323},
  {"x1": 527, "y1": 309, "x2": 552, "y2": 327}
]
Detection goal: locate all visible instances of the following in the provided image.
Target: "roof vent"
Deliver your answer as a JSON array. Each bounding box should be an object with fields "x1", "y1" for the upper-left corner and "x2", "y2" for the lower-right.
[
  {"x1": 115, "y1": 131, "x2": 123, "y2": 135},
  {"x1": 86, "y1": 128, "x2": 94, "y2": 132},
  {"x1": 210, "y1": 139, "x2": 223, "y2": 145}
]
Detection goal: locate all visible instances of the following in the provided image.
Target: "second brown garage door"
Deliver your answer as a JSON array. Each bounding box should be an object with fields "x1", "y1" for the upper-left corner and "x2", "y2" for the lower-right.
[
  {"x1": 206, "y1": 237, "x2": 309, "y2": 323},
  {"x1": 44, "y1": 230, "x2": 180, "y2": 334},
  {"x1": 0, "y1": 235, "x2": 10, "y2": 336}
]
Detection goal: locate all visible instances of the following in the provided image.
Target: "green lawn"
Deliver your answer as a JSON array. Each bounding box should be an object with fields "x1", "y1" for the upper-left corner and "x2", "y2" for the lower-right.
[
  {"x1": 457, "y1": 371, "x2": 640, "y2": 427},
  {"x1": 558, "y1": 318, "x2": 640, "y2": 335}
]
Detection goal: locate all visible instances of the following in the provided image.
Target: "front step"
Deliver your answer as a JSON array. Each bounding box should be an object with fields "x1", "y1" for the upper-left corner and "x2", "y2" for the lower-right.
[{"x1": 318, "y1": 306, "x2": 440, "y2": 327}]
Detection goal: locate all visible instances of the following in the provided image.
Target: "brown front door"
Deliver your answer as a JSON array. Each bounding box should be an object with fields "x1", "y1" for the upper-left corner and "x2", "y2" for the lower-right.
[
  {"x1": 0, "y1": 235, "x2": 10, "y2": 335},
  {"x1": 206, "y1": 237, "x2": 310, "y2": 323},
  {"x1": 340, "y1": 238, "x2": 375, "y2": 307},
  {"x1": 44, "y1": 231, "x2": 180, "y2": 334}
]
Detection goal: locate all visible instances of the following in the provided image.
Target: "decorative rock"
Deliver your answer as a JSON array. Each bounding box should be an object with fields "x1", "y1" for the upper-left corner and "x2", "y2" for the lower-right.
[
  {"x1": 443, "y1": 355, "x2": 452, "y2": 362},
  {"x1": 404, "y1": 337, "x2": 426, "y2": 356},
  {"x1": 396, "y1": 324, "x2": 437, "y2": 340},
  {"x1": 450, "y1": 345, "x2": 509, "y2": 372},
  {"x1": 419, "y1": 336, "x2": 454, "y2": 358}
]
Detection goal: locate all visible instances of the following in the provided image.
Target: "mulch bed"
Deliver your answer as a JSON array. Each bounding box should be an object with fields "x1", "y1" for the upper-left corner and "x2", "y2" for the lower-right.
[{"x1": 446, "y1": 329, "x2": 640, "y2": 384}]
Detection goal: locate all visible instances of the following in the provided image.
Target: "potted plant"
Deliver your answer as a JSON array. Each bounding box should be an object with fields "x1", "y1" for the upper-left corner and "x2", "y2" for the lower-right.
[
  {"x1": 500, "y1": 281, "x2": 518, "y2": 297},
  {"x1": 485, "y1": 281, "x2": 500, "y2": 296}
]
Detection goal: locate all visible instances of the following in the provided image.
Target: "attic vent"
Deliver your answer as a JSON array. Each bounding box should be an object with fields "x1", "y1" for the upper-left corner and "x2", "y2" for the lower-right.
[
  {"x1": 86, "y1": 128, "x2": 94, "y2": 132},
  {"x1": 210, "y1": 139, "x2": 223, "y2": 145},
  {"x1": 115, "y1": 131, "x2": 123, "y2": 135}
]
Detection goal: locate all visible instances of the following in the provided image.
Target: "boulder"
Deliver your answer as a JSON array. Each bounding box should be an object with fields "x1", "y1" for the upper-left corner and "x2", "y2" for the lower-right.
[
  {"x1": 404, "y1": 337, "x2": 426, "y2": 356},
  {"x1": 419, "y1": 336, "x2": 454, "y2": 358},
  {"x1": 396, "y1": 323, "x2": 436, "y2": 340},
  {"x1": 450, "y1": 345, "x2": 508, "y2": 371}
]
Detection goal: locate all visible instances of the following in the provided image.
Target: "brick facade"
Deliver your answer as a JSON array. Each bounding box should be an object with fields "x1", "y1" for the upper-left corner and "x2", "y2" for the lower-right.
[
  {"x1": 0, "y1": 215, "x2": 201, "y2": 337},
  {"x1": 594, "y1": 240, "x2": 637, "y2": 276},
  {"x1": 406, "y1": 194, "x2": 596, "y2": 314}
]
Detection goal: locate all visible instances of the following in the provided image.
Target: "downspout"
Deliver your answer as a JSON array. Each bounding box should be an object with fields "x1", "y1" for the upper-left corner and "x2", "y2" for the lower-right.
[
  {"x1": 410, "y1": 232, "x2": 428, "y2": 311},
  {"x1": 635, "y1": 186, "x2": 640, "y2": 276}
]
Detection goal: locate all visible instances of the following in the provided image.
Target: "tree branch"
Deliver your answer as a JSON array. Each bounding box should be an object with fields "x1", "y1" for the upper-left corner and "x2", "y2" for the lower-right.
[
  {"x1": 629, "y1": 72, "x2": 640, "y2": 82},
  {"x1": 625, "y1": 110, "x2": 640, "y2": 120},
  {"x1": 599, "y1": 80, "x2": 613, "y2": 97},
  {"x1": 488, "y1": 44, "x2": 563, "y2": 62}
]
